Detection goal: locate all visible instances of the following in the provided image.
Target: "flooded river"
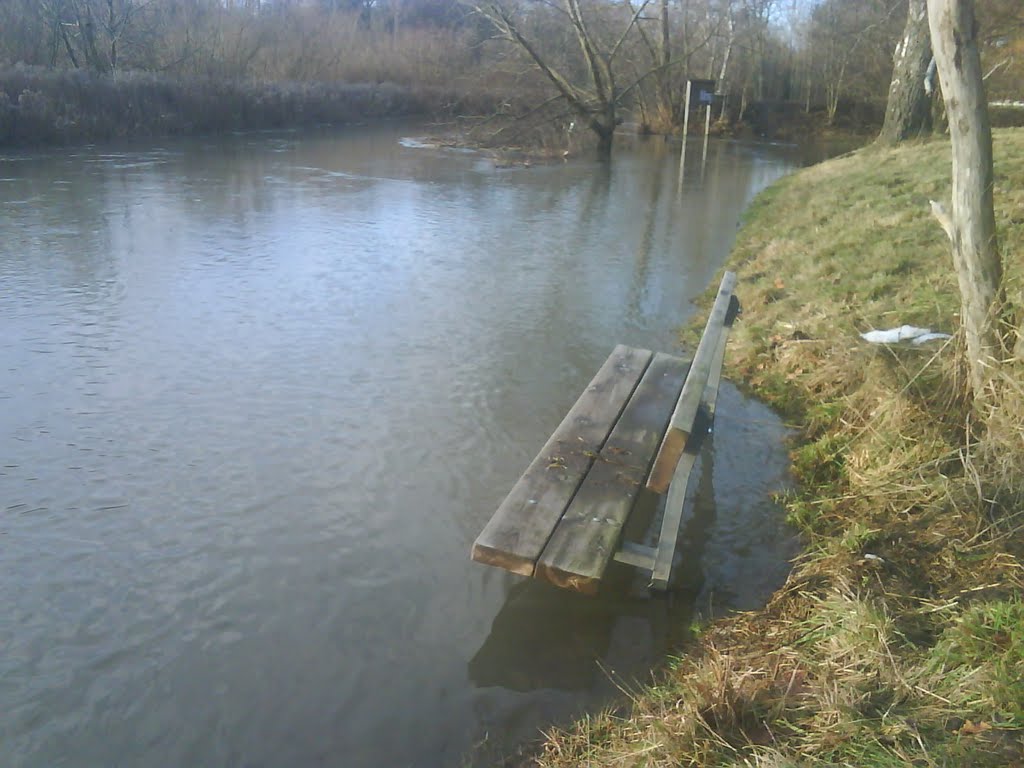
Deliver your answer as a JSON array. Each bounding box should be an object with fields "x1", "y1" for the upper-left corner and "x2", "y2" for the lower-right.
[{"x1": 2, "y1": 126, "x2": 807, "y2": 766}]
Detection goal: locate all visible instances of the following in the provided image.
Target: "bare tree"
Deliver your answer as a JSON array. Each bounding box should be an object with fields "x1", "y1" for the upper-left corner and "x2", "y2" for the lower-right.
[
  {"x1": 468, "y1": 0, "x2": 653, "y2": 157},
  {"x1": 714, "y1": 6, "x2": 735, "y2": 120},
  {"x1": 878, "y1": 0, "x2": 933, "y2": 144},
  {"x1": 727, "y1": 0, "x2": 787, "y2": 121},
  {"x1": 0, "y1": 1, "x2": 49, "y2": 65},
  {"x1": 810, "y1": 0, "x2": 902, "y2": 126},
  {"x1": 35, "y1": 0, "x2": 152, "y2": 73},
  {"x1": 630, "y1": 0, "x2": 723, "y2": 130},
  {"x1": 927, "y1": 0, "x2": 1004, "y2": 402},
  {"x1": 93, "y1": 0, "x2": 148, "y2": 73}
]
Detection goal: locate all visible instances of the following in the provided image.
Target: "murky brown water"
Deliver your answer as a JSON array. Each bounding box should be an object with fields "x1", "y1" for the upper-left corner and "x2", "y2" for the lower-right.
[{"x1": 1, "y1": 126, "x2": 809, "y2": 767}]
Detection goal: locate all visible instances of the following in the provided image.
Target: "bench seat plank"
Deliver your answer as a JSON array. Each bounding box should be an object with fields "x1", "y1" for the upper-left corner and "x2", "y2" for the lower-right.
[
  {"x1": 471, "y1": 345, "x2": 654, "y2": 576},
  {"x1": 534, "y1": 353, "x2": 690, "y2": 593}
]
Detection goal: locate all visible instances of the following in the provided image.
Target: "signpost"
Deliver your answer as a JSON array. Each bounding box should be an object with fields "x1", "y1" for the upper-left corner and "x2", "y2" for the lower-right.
[
  {"x1": 689, "y1": 80, "x2": 716, "y2": 109},
  {"x1": 678, "y1": 78, "x2": 717, "y2": 185}
]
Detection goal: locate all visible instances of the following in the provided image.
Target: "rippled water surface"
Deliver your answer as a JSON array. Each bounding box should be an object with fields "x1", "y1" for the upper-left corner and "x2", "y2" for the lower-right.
[{"x1": 2, "y1": 127, "x2": 805, "y2": 767}]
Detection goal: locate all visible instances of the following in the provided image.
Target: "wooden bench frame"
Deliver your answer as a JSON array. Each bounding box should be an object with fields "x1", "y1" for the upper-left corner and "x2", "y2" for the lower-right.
[{"x1": 472, "y1": 272, "x2": 741, "y2": 594}]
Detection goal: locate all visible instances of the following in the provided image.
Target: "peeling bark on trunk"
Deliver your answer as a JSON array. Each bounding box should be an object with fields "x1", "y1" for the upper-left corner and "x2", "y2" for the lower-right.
[
  {"x1": 927, "y1": 0, "x2": 1003, "y2": 401},
  {"x1": 879, "y1": 0, "x2": 933, "y2": 144}
]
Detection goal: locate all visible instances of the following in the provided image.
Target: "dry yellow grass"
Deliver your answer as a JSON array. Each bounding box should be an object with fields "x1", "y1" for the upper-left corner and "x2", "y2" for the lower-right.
[{"x1": 530, "y1": 130, "x2": 1024, "y2": 767}]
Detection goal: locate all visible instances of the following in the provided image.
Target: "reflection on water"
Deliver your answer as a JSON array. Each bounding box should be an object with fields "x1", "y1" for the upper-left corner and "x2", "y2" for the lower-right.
[
  {"x1": 2, "y1": 126, "x2": 808, "y2": 767},
  {"x1": 469, "y1": 580, "x2": 677, "y2": 693}
]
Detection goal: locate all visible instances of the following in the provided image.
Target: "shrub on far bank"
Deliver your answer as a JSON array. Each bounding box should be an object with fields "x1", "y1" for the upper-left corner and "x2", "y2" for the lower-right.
[{"x1": 0, "y1": 66, "x2": 482, "y2": 147}]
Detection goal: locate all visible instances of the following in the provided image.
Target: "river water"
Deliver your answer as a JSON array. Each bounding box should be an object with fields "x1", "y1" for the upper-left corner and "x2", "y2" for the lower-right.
[{"x1": 2, "y1": 126, "x2": 807, "y2": 767}]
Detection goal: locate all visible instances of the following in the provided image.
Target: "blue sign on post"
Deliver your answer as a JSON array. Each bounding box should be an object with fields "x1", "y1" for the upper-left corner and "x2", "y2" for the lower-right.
[{"x1": 687, "y1": 79, "x2": 716, "y2": 108}]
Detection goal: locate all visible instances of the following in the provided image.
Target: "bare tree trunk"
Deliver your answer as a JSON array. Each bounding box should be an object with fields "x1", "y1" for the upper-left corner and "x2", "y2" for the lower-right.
[
  {"x1": 659, "y1": 0, "x2": 670, "y2": 73},
  {"x1": 594, "y1": 125, "x2": 614, "y2": 158},
  {"x1": 717, "y1": 13, "x2": 733, "y2": 121},
  {"x1": 657, "y1": 0, "x2": 671, "y2": 121},
  {"x1": 68, "y1": 0, "x2": 109, "y2": 73},
  {"x1": 879, "y1": 0, "x2": 933, "y2": 144},
  {"x1": 105, "y1": 0, "x2": 118, "y2": 73},
  {"x1": 927, "y1": 0, "x2": 1003, "y2": 401},
  {"x1": 591, "y1": 102, "x2": 617, "y2": 158},
  {"x1": 825, "y1": 61, "x2": 845, "y2": 125},
  {"x1": 59, "y1": 24, "x2": 82, "y2": 68}
]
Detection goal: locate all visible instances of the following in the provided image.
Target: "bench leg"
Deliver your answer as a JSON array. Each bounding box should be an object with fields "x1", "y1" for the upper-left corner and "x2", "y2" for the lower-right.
[{"x1": 649, "y1": 443, "x2": 702, "y2": 590}]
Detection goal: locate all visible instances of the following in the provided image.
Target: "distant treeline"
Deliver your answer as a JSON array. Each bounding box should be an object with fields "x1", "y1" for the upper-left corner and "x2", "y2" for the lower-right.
[
  {"x1": 0, "y1": 1, "x2": 491, "y2": 146},
  {"x1": 0, "y1": 1, "x2": 482, "y2": 85},
  {"x1": 0, "y1": 0, "x2": 1021, "y2": 147},
  {"x1": 0, "y1": 66, "x2": 497, "y2": 146}
]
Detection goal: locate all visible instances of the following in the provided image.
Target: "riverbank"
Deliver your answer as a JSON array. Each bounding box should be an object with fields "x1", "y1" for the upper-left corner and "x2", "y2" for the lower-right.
[
  {"x1": 533, "y1": 130, "x2": 1024, "y2": 766},
  {"x1": 0, "y1": 64, "x2": 892, "y2": 157},
  {"x1": 0, "y1": 67, "x2": 491, "y2": 147}
]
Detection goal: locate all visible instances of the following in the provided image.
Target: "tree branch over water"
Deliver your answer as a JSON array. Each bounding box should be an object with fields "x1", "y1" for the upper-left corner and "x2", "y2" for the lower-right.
[{"x1": 465, "y1": 0, "x2": 656, "y2": 157}]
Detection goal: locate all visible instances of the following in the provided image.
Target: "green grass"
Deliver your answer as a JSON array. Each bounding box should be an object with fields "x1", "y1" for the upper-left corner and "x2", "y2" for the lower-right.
[
  {"x1": 925, "y1": 599, "x2": 1024, "y2": 727},
  {"x1": 530, "y1": 130, "x2": 1024, "y2": 767}
]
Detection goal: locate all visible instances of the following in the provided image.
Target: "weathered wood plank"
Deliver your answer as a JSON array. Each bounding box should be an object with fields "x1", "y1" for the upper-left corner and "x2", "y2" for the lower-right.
[
  {"x1": 613, "y1": 541, "x2": 657, "y2": 570},
  {"x1": 650, "y1": 295, "x2": 738, "y2": 590},
  {"x1": 471, "y1": 345, "x2": 654, "y2": 576},
  {"x1": 703, "y1": 295, "x2": 740, "y2": 423},
  {"x1": 650, "y1": 449, "x2": 701, "y2": 590},
  {"x1": 646, "y1": 271, "x2": 737, "y2": 494},
  {"x1": 534, "y1": 353, "x2": 689, "y2": 593}
]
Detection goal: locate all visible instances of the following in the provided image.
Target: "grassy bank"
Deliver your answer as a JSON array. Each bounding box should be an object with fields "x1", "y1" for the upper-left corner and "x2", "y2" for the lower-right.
[
  {"x1": 535, "y1": 130, "x2": 1024, "y2": 766},
  {"x1": 0, "y1": 66, "x2": 493, "y2": 147}
]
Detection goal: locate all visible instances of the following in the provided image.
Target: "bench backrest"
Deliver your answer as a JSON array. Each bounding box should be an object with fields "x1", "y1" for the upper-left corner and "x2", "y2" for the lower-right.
[{"x1": 646, "y1": 271, "x2": 739, "y2": 494}]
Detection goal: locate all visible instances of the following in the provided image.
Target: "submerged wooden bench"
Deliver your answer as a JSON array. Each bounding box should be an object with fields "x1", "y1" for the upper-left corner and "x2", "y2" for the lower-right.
[{"x1": 471, "y1": 272, "x2": 741, "y2": 594}]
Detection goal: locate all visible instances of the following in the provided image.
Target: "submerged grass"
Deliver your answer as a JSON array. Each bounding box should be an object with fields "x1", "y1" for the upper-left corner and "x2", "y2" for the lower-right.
[{"x1": 532, "y1": 130, "x2": 1024, "y2": 766}]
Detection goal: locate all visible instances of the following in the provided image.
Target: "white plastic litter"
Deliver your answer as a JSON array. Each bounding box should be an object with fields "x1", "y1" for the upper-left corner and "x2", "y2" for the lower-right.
[{"x1": 860, "y1": 325, "x2": 952, "y2": 345}]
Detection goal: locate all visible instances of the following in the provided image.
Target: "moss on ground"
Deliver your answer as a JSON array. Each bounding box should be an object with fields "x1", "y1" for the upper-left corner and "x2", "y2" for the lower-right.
[{"x1": 532, "y1": 130, "x2": 1024, "y2": 767}]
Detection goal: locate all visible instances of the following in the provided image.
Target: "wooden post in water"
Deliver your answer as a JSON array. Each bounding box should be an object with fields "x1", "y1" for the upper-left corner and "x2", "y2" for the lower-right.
[
  {"x1": 701, "y1": 104, "x2": 712, "y2": 178},
  {"x1": 678, "y1": 80, "x2": 693, "y2": 185}
]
